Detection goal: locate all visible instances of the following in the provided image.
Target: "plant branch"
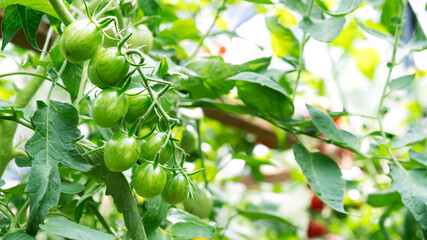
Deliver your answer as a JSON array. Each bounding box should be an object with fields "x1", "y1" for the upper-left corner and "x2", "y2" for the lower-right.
[
  {"x1": 195, "y1": 120, "x2": 209, "y2": 188},
  {"x1": 48, "y1": 0, "x2": 75, "y2": 26}
]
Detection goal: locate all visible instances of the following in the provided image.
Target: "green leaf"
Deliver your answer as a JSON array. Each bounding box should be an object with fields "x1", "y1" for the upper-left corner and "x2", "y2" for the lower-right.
[
  {"x1": 357, "y1": 21, "x2": 393, "y2": 42},
  {"x1": 61, "y1": 182, "x2": 85, "y2": 194},
  {"x1": 138, "y1": 0, "x2": 160, "y2": 16},
  {"x1": 278, "y1": 0, "x2": 307, "y2": 14},
  {"x1": 228, "y1": 72, "x2": 290, "y2": 96},
  {"x1": 0, "y1": 213, "x2": 11, "y2": 227},
  {"x1": 3, "y1": 232, "x2": 35, "y2": 240},
  {"x1": 390, "y1": 164, "x2": 427, "y2": 237},
  {"x1": 39, "y1": 218, "x2": 115, "y2": 240},
  {"x1": 293, "y1": 144, "x2": 347, "y2": 213},
  {"x1": 306, "y1": 104, "x2": 342, "y2": 141},
  {"x1": 1, "y1": 5, "x2": 22, "y2": 51},
  {"x1": 170, "y1": 19, "x2": 200, "y2": 40},
  {"x1": 156, "y1": 57, "x2": 169, "y2": 78},
  {"x1": 25, "y1": 101, "x2": 91, "y2": 235},
  {"x1": 315, "y1": 0, "x2": 363, "y2": 16},
  {"x1": 0, "y1": 0, "x2": 58, "y2": 18},
  {"x1": 300, "y1": 16, "x2": 345, "y2": 42},
  {"x1": 265, "y1": 16, "x2": 299, "y2": 59},
  {"x1": 391, "y1": 124, "x2": 426, "y2": 148},
  {"x1": 236, "y1": 209, "x2": 296, "y2": 228},
  {"x1": 16, "y1": 5, "x2": 44, "y2": 50},
  {"x1": 389, "y1": 74, "x2": 415, "y2": 91},
  {"x1": 15, "y1": 156, "x2": 32, "y2": 167},
  {"x1": 366, "y1": 190, "x2": 402, "y2": 207},
  {"x1": 143, "y1": 196, "x2": 169, "y2": 236},
  {"x1": 22, "y1": 54, "x2": 50, "y2": 68},
  {"x1": 406, "y1": 24, "x2": 427, "y2": 52},
  {"x1": 380, "y1": 0, "x2": 400, "y2": 34},
  {"x1": 244, "y1": 0, "x2": 273, "y2": 4},
  {"x1": 230, "y1": 57, "x2": 272, "y2": 73},
  {"x1": 409, "y1": 149, "x2": 427, "y2": 167},
  {"x1": 105, "y1": 172, "x2": 147, "y2": 240},
  {"x1": 167, "y1": 208, "x2": 215, "y2": 239}
]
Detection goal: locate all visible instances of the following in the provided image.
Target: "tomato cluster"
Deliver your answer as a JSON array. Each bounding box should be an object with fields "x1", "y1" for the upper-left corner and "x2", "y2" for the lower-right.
[{"x1": 60, "y1": 19, "x2": 192, "y2": 205}]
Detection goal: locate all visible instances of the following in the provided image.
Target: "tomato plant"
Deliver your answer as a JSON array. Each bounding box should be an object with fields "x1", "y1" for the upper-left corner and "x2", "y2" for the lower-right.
[{"x1": 0, "y1": 0, "x2": 427, "y2": 239}]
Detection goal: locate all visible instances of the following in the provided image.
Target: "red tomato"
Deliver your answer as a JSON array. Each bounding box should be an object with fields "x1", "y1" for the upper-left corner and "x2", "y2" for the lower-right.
[
  {"x1": 310, "y1": 194, "x2": 324, "y2": 213},
  {"x1": 307, "y1": 220, "x2": 326, "y2": 238}
]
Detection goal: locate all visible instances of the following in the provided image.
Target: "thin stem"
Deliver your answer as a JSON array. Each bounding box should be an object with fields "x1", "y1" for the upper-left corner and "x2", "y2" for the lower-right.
[
  {"x1": 0, "y1": 206, "x2": 13, "y2": 220},
  {"x1": 47, "y1": 0, "x2": 75, "y2": 26},
  {"x1": 81, "y1": 147, "x2": 104, "y2": 156},
  {"x1": 86, "y1": 201, "x2": 121, "y2": 239},
  {"x1": 47, "y1": 61, "x2": 68, "y2": 102},
  {"x1": 376, "y1": 1, "x2": 406, "y2": 166},
  {"x1": 291, "y1": 0, "x2": 314, "y2": 102},
  {"x1": 195, "y1": 120, "x2": 209, "y2": 188},
  {"x1": 74, "y1": 61, "x2": 89, "y2": 109},
  {"x1": 189, "y1": 0, "x2": 227, "y2": 59},
  {"x1": 8, "y1": 198, "x2": 30, "y2": 232},
  {"x1": 0, "y1": 116, "x2": 34, "y2": 130}
]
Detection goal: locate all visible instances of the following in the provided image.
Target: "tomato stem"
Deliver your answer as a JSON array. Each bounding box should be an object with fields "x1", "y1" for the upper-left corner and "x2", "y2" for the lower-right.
[{"x1": 47, "y1": 0, "x2": 75, "y2": 26}]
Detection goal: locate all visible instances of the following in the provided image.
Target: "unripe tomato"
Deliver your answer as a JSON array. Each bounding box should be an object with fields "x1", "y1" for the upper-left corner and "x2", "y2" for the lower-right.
[
  {"x1": 88, "y1": 48, "x2": 130, "y2": 88},
  {"x1": 307, "y1": 220, "x2": 326, "y2": 238},
  {"x1": 92, "y1": 89, "x2": 128, "y2": 128},
  {"x1": 60, "y1": 20, "x2": 103, "y2": 63},
  {"x1": 310, "y1": 194, "x2": 324, "y2": 213},
  {"x1": 139, "y1": 132, "x2": 173, "y2": 164},
  {"x1": 104, "y1": 133, "x2": 139, "y2": 172},
  {"x1": 161, "y1": 174, "x2": 189, "y2": 204},
  {"x1": 132, "y1": 163, "x2": 167, "y2": 198},
  {"x1": 127, "y1": 25, "x2": 153, "y2": 53},
  {"x1": 183, "y1": 188, "x2": 213, "y2": 219},
  {"x1": 124, "y1": 88, "x2": 155, "y2": 123},
  {"x1": 181, "y1": 126, "x2": 198, "y2": 154}
]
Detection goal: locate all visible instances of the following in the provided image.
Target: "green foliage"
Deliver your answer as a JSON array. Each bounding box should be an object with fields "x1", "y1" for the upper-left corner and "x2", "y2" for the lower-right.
[{"x1": 39, "y1": 218, "x2": 115, "y2": 240}]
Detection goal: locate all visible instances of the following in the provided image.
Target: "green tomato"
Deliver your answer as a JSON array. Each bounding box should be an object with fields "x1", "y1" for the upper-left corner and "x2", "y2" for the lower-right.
[
  {"x1": 124, "y1": 88, "x2": 156, "y2": 123},
  {"x1": 236, "y1": 81, "x2": 294, "y2": 119},
  {"x1": 183, "y1": 188, "x2": 213, "y2": 219},
  {"x1": 60, "y1": 20, "x2": 103, "y2": 63},
  {"x1": 92, "y1": 89, "x2": 128, "y2": 128},
  {"x1": 161, "y1": 174, "x2": 189, "y2": 204},
  {"x1": 181, "y1": 126, "x2": 198, "y2": 154},
  {"x1": 139, "y1": 132, "x2": 173, "y2": 164},
  {"x1": 88, "y1": 48, "x2": 130, "y2": 88},
  {"x1": 132, "y1": 163, "x2": 167, "y2": 198},
  {"x1": 127, "y1": 25, "x2": 153, "y2": 53},
  {"x1": 104, "y1": 133, "x2": 139, "y2": 172}
]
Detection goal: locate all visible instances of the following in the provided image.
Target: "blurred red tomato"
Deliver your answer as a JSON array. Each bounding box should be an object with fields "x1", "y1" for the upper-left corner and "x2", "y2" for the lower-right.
[
  {"x1": 307, "y1": 220, "x2": 326, "y2": 238},
  {"x1": 310, "y1": 194, "x2": 324, "y2": 213}
]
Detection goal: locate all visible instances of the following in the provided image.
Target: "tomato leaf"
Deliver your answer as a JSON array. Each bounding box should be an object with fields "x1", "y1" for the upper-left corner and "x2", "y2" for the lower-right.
[
  {"x1": 60, "y1": 182, "x2": 85, "y2": 194},
  {"x1": 390, "y1": 164, "x2": 427, "y2": 238},
  {"x1": 25, "y1": 101, "x2": 91, "y2": 235},
  {"x1": 105, "y1": 172, "x2": 147, "y2": 240},
  {"x1": 143, "y1": 196, "x2": 169, "y2": 236},
  {"x1": 228, "y1": 72, "x2": 291, "y2": 96},
  {"x1": 315, "y1": 0, "x2": 363, "y2": 16},
  {"x1": 148, "y1": 229, "x2": 172, "y2": 240},
  {"x1": 1, "y1": 5, "x2": 22, "y2": 51},
  {"x1": 307, "y1": 104, "x2": 359, "y2": 148},
  {"x1": 170, "y1": 19, "x2": 200, "y2": 40},
  {"x1": 409, "y1": 149, "x2": 427, "y2": 167},
  {"x1": 0, "y1": 0, "x2": 58, "y2": 18},
  {"x1": 3, "y1": 232, "x2": 35, "y2": 240},
  {"x1": 39, "y1": 218, "x2": 115, "y2": 240},
  {"x1": 244, "y1": 0, "x2": 273, "y2": 4},
  {"x1": 156, "y1": 57, "x2": 169, "y2": 77},
  {"x1": 366, "y1": 190, "x2": 402, "y2": 208},
  {"x1": 292, "y1": 144, "x2": 347, "y2": 214},
  {"x1": 237, "y1": 209, "x2": 296, "y2": 228},
  {"x1": 357, "y1": 21, "x2": 393, "y2": 42},
  {"x1": 0, "y1": 213, "x2": 11, "y2": 227},
  {"x1": 190, "y1": 98, "x2": 259, "y2": 116},
  {"x1": 391, "y1": 124, "x2": 426, "y2": 148},
  {"x1": 16, "y1": 5, "x2": 44, "y2": 50},
  {"x1": 389, "y1": 74, "x2": 415, "y2": 91},
  {"x1": 300, "y1": 16, "x2": 346, "y2": 42},
  {"x1": 265, "y1": 16, "x2": 299, "y2": 59},
  {"x1": 167, "y1": 208, "x2": 215, "y2": 239}
]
